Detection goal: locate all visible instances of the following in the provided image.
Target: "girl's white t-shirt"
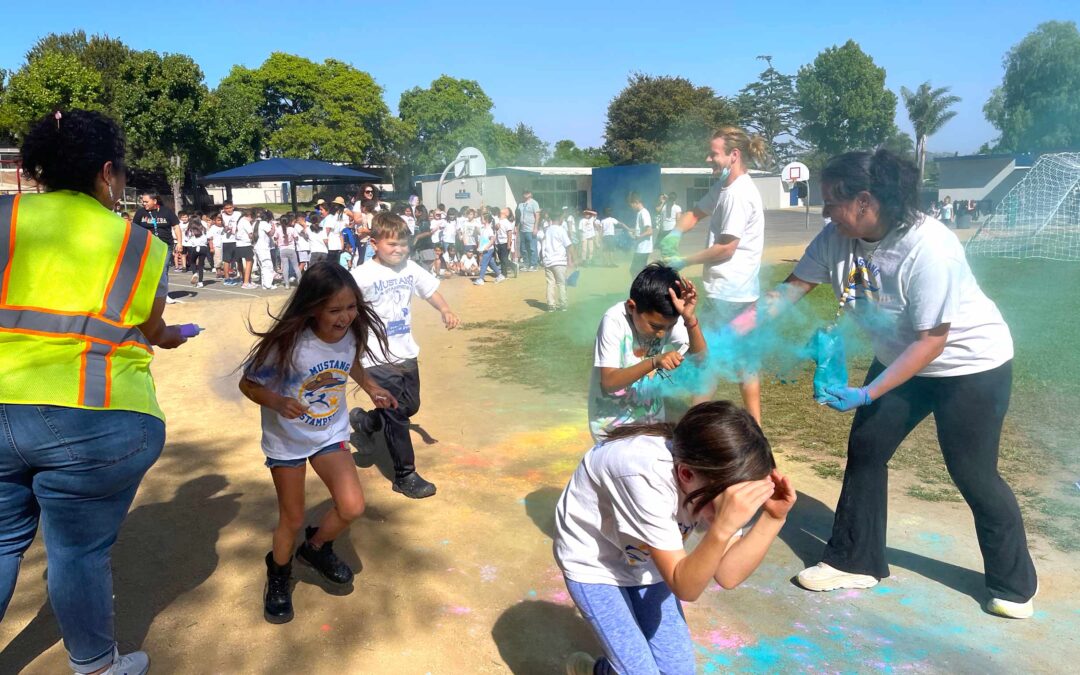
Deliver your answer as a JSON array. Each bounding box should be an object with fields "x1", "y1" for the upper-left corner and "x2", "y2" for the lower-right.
[
  {"x1": 254, "y1": 221, "x2": 273, "y2": 252},
  {"x1": 308, "y1": 226, "x2": 329, "y2": 254},
  {"x1": 442, "y1": 219, "x2": 458, "y2": 244},
  {"x1": 478, "y1": 224, "x2": 495, "y2": 250},
  {"x1": 794, "y1": 216, "x2": 1013, "y2": 377},
  {"x1": 321, "y1": 215, "x2": 345, "y2": 250},
  {"x1": 496, "y1": 218, "x2": 513, "y2": 244},
  {"x1": 580, "y1": 217, "x2": 596, "y2": 239},
  {"x1": 554, "y1": 435, "x2": 697, "y2": 586},
  {"x1": 235, "y1": 217, "x2": 254, "y2": 246},
  {"x1": 703, "y1": 173, "x2": 764, "y2": 303},
  {"x1": 462, "y1": 219, "x2": 479, "y2": 246},
  {"x1": 207, "y1": 224, "x2": 224, "y2": 249},
  {"x1": 246, "y1": 328, "x2": 355, "y2": 460},
  {"x1": 430, "y1": 217, "x2": 447, "y2": 244},
  {"x1": 295, "y1": 226, "x2": 311, "y2": 252},
  {"x1": 601, "y1": 217, "x2": 618, "y2": 237}
]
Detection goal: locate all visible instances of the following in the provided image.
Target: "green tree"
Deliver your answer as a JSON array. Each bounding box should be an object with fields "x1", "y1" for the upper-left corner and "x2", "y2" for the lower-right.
[
  {"x1": 984, "y1": 21, "x2": 1080, "y2": 152},
  {"x1": 398, "y1": 75, "x2": 497, "y2": 174},
  {"x1": 900, "y1": 82, "x2": 960, "y2": 184},
  {"x1": 113, "y1": 51, "x2": 209, "y2": 207},
  {"x1": 737, "y1": 56, "x2": 801, "y2": 167},
  {"x1": 26, "y1": 31, "x2": 132, "y2": 114},
  {"x1": 603, "y1": 73, "x2": 738, "y2": 166},
  {"x1": 546, "y1": 140, "x2": 612, "y2": 167},
  {"x1": 0, "y1": 52, "x2": 102, "y2": 138},
  {"x1": 506, "y1": 123, "x2": 549, "y2": 165},
  {"x1": 796, "y1": 40, "x2": 898, "y2": 157},
  {"x1": 202, "y1": 66, "x2": 265, "y2": 171}
]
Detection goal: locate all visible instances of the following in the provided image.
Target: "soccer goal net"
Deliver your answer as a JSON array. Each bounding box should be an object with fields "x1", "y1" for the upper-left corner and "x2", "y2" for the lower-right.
[{"x1": 966, "y1": 152, "x2": 1080, "y2": 261}]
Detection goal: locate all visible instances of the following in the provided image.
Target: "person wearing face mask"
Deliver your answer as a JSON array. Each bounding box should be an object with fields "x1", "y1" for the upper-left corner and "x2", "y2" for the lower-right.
[
  {"x1": 664, "y1": 126, "x2": 769, "y2": 424},
  {"x1": 0, "y1": 109, "x2": 188, "y2": 675}
]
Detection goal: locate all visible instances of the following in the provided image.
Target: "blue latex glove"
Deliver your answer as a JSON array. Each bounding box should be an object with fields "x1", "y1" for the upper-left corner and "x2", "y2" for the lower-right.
[
  {"x1": 665, "y1": 256, "x2": 687, "y2": 271},
  {"x1": 823, "y1": 386, "x2": 873, "y2": 412}
]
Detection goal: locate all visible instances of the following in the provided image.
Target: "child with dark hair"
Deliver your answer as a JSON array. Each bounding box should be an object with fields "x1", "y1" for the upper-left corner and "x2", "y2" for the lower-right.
[
  {"x1": 556, "y1": 401, "x2": 796, "y2": 675},
  {"x1": 588, "y1": 263, "x2": 706, "y2": 441},
  {"x1": 239, "y1": 262, "x2": 398, "y2": 623},
  {"x1": 349, "y1": 213, "x2": 459, "y2": 499}
]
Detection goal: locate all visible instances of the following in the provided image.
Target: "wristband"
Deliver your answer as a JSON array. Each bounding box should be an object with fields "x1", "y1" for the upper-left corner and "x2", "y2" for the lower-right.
[{"x1": 684, "y1": 318, "x2": 699, "y2": 330}]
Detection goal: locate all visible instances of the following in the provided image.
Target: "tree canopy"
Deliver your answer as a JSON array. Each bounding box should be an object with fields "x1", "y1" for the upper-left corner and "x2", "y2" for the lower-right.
[{"x1": 737, "y1": 56, "x2": 801, "y2": 168}]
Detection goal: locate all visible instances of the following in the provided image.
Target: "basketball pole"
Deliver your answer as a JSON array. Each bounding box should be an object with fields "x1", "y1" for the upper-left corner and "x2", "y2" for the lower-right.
[{"x1": 804, "y1": 180, "x2": 810, "y2": 230}]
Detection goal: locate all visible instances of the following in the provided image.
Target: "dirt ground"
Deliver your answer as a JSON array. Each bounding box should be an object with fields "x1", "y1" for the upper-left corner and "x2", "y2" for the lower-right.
[{"x1": 1, "y1": 222, "x2": 1078, "y2": 674}]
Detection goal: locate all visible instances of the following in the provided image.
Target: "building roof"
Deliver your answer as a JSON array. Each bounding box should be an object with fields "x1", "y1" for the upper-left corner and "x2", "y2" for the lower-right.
[{"x1": 200, "y1": 158, "x2": 379, "y2": 184}]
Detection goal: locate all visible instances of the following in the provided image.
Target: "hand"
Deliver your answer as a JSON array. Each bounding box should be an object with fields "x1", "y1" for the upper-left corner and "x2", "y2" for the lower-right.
[
  {"x1": 669, "y1": 278, "x2": 697, "y2": 321},
  {"x1": 712, "y1": 479, "x2": 776, "y2": 536},
  {"x1": 442, "y1": 310, "x2": 460, "y2": 330},
  {"x1": 275, "y1": 396, "x2": 309, "y2": 420},
  {"x1": 653, "y1": 349, "x2": 684, "y2": 371},
  {"x1": 157, "y1": 326, "x2": 187, "y2": 349},
  {"x1": 664, "y1": 256, "x2": 687, "y2": 271},
  {"x1": 366, "y1": 385, "x2": 399, "y2": 409},
  {"x1": 762, "y1": 470, "x2": 796, "y2": 520},
  {"x1": 823, "y1": 386, "x2": 872, "y2": 412}
]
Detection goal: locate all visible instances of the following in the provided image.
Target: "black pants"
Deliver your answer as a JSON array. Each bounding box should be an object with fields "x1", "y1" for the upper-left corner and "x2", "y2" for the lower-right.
[
  {"x1": 188, "y1": 247, "x2": 207, "y2": 282},
  {"x1": 496, "y1": 243, "x2": 514, "y2": 277},
  {"x1": 365, "y1": 359, "x2": 421, "y2": 477},
  {"x1": 823, "y1": 359, "x2": 1037, "y2": 602}
]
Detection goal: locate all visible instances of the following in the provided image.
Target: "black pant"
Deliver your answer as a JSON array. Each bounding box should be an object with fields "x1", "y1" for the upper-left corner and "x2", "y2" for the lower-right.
[
  {"x1": 496, "y1": 242, "x2": 514, "y2": 277},
  {"x1": 188, "y1": 247, "x2": 207, "y2": 282},
  {"x1": 823, "y1": 359, "x2": 1037, "y2": 602},
  {"x1": 365, "y1": 359, "x2": 421, "y2": 477}
]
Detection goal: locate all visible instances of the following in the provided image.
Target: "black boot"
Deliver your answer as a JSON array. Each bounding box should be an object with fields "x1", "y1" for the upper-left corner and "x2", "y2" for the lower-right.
[
  {"x1": 264, "y1": 552, "x2": 294, "y2": 624},
  {"x1": 297, "y1": 526, "x2": 354, "y2": 585},
  {"x1": 349, "y1": 406, "x2": 383, "y2": 434},
  {"x1": 393, "y1": 469, "x2": 437, "y2": 499}
]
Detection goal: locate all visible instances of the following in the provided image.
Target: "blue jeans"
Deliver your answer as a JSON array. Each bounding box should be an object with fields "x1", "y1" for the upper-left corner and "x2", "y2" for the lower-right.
[
  {"x1": 520, "y1": 230, "x2": 537, "y2": 268},
  {"x1": 0, "y1": 404, "x2": 165, "y2": 673},
  {"x1": 565, "y1": 577, "x2": 695, "y2": 675},
  {"x1": 478, "y1": 248, "x2": 502, "y2": 279}
]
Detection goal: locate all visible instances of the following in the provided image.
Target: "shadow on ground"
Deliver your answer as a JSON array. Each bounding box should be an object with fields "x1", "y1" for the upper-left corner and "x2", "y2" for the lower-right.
[{"x1": 491, "y1": 600, "x2": 598, "y2": 675}]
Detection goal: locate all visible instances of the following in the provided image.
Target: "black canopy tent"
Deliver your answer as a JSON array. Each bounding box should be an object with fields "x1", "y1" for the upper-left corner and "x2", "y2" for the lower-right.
[{"x1": 199, "y1": 158, "x2": 380, "y2": 213}]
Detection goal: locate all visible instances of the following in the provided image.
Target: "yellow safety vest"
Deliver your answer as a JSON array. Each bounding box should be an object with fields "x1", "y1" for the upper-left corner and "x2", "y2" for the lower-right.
[{"x1": 0, "y1": 190, "x2": 168, "y2": 420}]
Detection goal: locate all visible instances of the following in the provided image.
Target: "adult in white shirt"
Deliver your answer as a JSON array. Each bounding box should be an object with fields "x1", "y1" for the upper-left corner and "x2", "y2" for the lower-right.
[
  {"x1": 517, "y1": 191, "x2": 541, "y2": 270},
  {"x1": 780, "y1": 149, "x2": 1037, "y2": 619},
  {"x1": 668, "y1": 126, "x2": 768, "y2": 423}
]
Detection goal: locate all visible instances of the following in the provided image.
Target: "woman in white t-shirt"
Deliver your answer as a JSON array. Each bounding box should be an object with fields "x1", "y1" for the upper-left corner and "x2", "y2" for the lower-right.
[
  {"x1": 667, "y1": 126, "x2": 769, "y2": 423},
  {"x1": 554, "y1": 402, "x2": 794, "y2": 674},
  {"x1": 307, "y1": 217, "x2": 330, "y2": 265},
  {"x1": 783, "y1": 149, "x2": 1037, "y2": 619}
]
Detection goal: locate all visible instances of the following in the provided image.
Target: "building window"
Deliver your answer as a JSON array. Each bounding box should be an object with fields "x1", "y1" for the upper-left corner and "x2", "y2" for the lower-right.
[{"x1": 530, "y1": 177, "x2": 584, "y2": 213}]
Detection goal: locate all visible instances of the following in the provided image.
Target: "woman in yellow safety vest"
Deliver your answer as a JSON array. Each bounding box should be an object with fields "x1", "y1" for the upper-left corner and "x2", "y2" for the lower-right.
[{"x1": 0, "y1": 110, "x2": 187, "y2": 675}]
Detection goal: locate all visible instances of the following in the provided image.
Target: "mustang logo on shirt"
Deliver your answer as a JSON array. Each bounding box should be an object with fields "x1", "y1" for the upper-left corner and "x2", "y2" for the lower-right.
[{"x1": 296, "y1": 360, "x2": 349, "y2": 427}]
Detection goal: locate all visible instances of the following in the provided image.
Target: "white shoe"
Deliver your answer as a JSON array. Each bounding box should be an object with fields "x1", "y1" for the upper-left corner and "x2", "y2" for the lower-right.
[
  {"x1": 164, "y1": 295, "x2": 176, "y2": 304},
  {"x1": 196, "y1": 282, "x2": 204, "y2": 288},
  {"x1": 986, "y1": 582, "x2": 1038, "y2": 619},
  {"x1": 190, "y1": 273, "x2": 198, "y2": 286},
  {"x1": 473, "y1": 279, "x2": 485, "y2": 286},
  {"x1": 494, "y1": 275, "x2": 506, "y2": 283},
  {"x1": 796, "y1": 562, "x2": 878, "y2": 591},
  {"x1": 98, "y1": 650, "x2": 150, "y2": 675},
  {"x1": 565, "y1": 652, "x2": 596, "y2": 675}
]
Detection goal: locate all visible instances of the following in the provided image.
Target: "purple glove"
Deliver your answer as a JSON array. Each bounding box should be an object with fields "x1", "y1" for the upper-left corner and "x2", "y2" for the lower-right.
[
  {"x1": 179, "y1": 324, "x2": 203, "y2": 338},
  {"x1": 823, "y1": 386, "x2": 872, "y2": 412}
]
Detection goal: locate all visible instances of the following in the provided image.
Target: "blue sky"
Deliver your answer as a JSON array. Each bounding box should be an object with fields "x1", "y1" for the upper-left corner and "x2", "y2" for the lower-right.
[{"x1": 3, "y1": 1, "x2": 1078, "y2": 156}]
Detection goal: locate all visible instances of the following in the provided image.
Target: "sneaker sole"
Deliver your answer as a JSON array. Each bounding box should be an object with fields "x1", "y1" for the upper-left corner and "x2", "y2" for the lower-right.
[
  {"x1": 392, "y1": 483, "x2": 437, "y2": 499},
  {"x1": 796, "y1": 574, "x2": 878, "y2": 592}
]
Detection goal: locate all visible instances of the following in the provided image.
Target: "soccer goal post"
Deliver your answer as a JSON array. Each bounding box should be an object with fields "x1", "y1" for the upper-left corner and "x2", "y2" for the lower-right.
[{"x1": 966, "y1": 152, "x2": 1080, "y2": 261}]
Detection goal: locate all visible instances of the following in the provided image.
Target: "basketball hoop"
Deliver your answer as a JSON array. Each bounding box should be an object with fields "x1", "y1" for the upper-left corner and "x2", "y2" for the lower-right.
[{"x1": 782, "y1": 161, "x2": 810, "y2": 185}]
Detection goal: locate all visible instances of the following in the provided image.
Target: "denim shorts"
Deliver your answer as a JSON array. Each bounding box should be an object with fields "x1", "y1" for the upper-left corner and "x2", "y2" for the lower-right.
[{"x1": 265, "y1": 440, "x2": 348, "y2": 468}]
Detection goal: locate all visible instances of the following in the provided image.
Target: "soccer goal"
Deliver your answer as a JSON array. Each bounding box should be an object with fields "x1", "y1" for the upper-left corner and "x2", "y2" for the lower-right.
[{"x1": 966, "y1": 152, "x2": 1080, "y2": 261}]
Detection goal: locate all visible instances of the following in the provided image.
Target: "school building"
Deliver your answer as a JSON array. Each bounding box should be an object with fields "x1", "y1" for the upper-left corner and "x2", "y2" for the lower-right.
[{"x1": 410, "y1": 164, "x2": 791, "y2": 225}]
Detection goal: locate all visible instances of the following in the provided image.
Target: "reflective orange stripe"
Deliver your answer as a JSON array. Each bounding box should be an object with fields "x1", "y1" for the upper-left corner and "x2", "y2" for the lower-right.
[
  {"x1": 0, "y1": 193, "x2": 20, "y2": 304},
  {"x1": 120, "y1": 229, "x2": 155, "y2": 321},
  {"x1": 99, "y1": 223, "x2": 133, "y2": 316}
]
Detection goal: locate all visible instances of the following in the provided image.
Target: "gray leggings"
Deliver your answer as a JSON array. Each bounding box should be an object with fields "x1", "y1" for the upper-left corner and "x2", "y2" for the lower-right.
[{"x1": 279, "y1": 247, "x2": 300, "y2": 283}]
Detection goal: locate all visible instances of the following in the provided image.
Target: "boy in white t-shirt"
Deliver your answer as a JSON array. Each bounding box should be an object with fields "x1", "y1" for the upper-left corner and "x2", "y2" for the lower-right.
[
  {"x1": 349, "y1": 213, "x2": 459, "y2": 499},
  {"x1": 537, "y1": 214, "x2": 573, "y2": 311},
  {"x1": 588, "y1": 263, "x2": 705, "y2": 440},
  {"x1": 600, "y1": 208, "x2": 620, "y2": 267}
]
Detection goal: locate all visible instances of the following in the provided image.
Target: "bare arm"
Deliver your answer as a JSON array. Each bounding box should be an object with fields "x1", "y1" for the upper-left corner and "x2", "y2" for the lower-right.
[
  {"x1": 425, "y1": 291, "x2": 459, "y2": 329},
  {"x1": 865, "y1": 326, "x2": 949, "y2": 400},
  {"x1": 137, "y1": 297, "x2": 186, "y2": 349},
  {"x1": 682, "y1": 235, "x2": 739, "y2": 267},
  {"x1": 238, "y1": 377, "x2": 307, "y2": 418},
  {"x1": 348, "y1": 361, "x2": 399, "y2": 409}
]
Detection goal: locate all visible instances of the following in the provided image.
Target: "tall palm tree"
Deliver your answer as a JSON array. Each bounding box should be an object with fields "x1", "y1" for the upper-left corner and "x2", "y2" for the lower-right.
[{"x1": 901, "y1": 82, "x2": 961, "y2": 184}]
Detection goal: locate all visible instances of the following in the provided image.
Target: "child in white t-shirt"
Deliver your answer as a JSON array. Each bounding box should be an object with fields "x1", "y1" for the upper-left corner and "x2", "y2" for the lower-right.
[
  {"x1": 349, "y1": 213, "x2": 459, "y2": 499},
  {"x1": 628, "y1": 192, "x2": 653, "y2": 279},
  {"x1": 554, "y1": 401, "x2": 795, "y2": 674},
  {"x1": 240, "y1": 261, "x2": 398, "y2": 623},
  {"x1": 537, "y1": 213, "x2": 573, "y2": 311},
  {"x1": 589, "y1": 263, "x2": 705, "y2": 441},
  {"x1": 459, "y1": 249, "x2": 479, "y2": 277}
]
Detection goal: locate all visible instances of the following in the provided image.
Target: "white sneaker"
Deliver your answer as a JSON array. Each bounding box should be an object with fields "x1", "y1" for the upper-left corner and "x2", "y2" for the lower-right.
[
  {"x1": 796, "y1": 562, "x2": 878, "y2": 591},
  {"x1": 190, "y1": 273, "x2": 198, "y2": 286},
  {"x1": 98, "y1": 650, "x2": 150, "y2": 675},
  {"x1": 565, "y1": 652, "x2": 596, "y2": 675},
  {"x1": 196, "y1": 282, "x2": 204, "y2": 288},
  {"x1": 494, "y1": 275, "x2": 506, "y2": 283},
  {"x1": 473, "y1": 279, "x2": 485, "y2": 286},
  {"x1": 986, "y1": 582, "x2": 1038, "y2": 619},
  {"x1": 164, "y1": 295, "x2": 176, "y2": 304}
]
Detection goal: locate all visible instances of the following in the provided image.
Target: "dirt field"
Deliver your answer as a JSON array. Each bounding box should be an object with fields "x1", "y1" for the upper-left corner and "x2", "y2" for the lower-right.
[{"x1": 1, "y1": 219, "x2": 1078, "y2": 673}]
